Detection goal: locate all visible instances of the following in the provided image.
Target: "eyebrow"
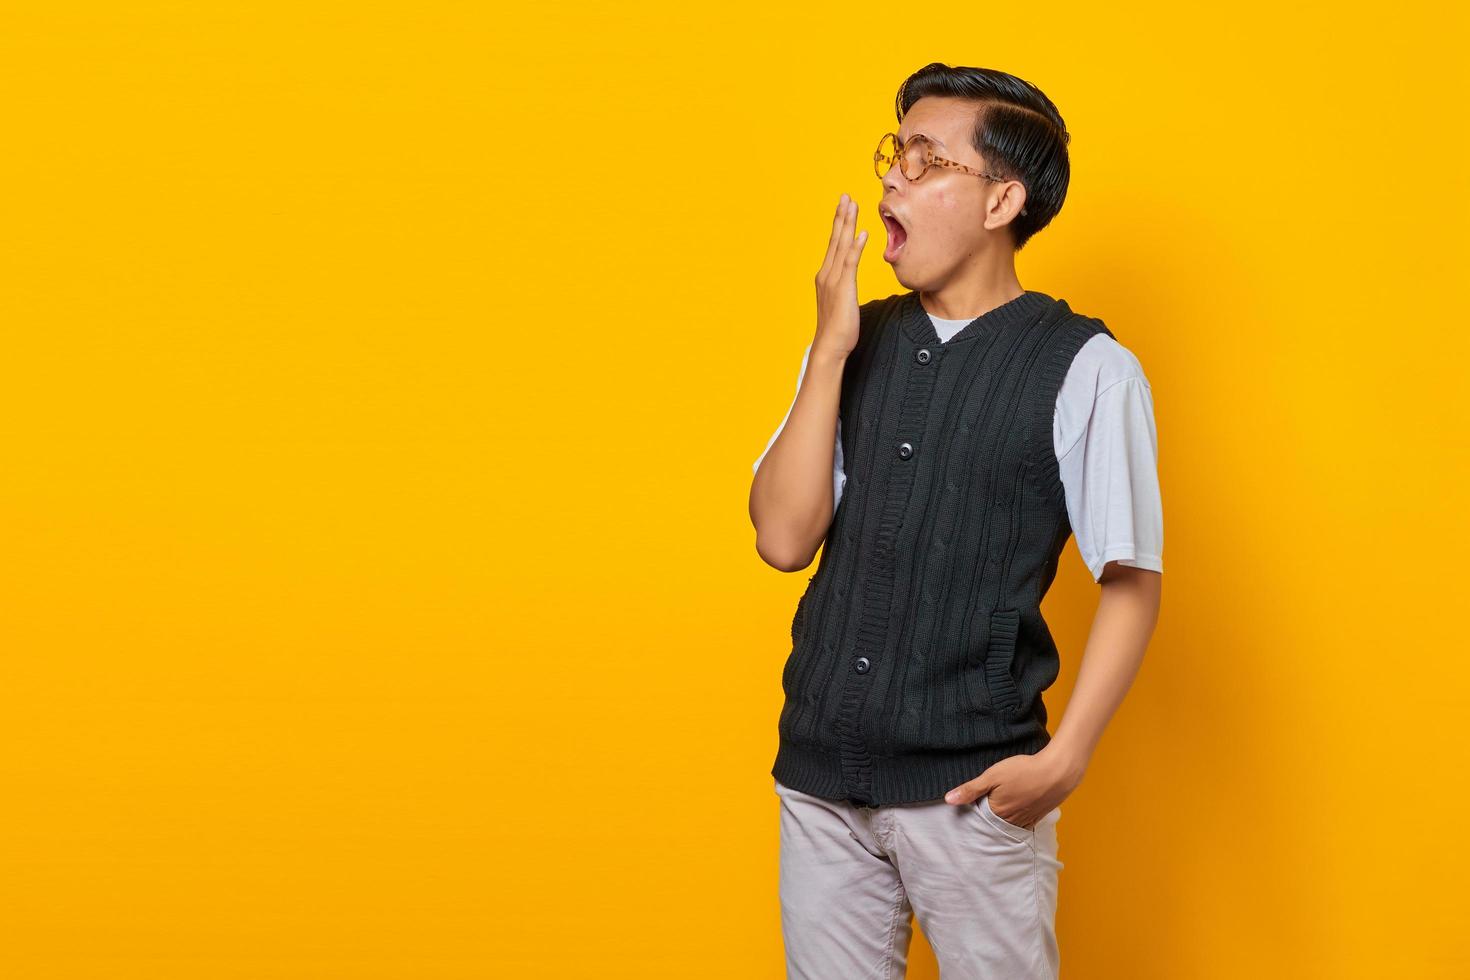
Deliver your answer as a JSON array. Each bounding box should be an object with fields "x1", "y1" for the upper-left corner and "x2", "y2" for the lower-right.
[{"x1": 899, "y1": 131, "x2": 946, "y2": 150}]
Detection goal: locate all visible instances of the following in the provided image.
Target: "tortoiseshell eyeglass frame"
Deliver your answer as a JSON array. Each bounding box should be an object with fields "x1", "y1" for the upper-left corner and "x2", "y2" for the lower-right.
[{"x1": 874, "y1": 133, "x2": 1029, "y2": 217}]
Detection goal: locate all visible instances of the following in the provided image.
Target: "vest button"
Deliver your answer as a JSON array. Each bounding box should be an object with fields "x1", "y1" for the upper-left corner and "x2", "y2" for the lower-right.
[
  {"x1": 915, "y1": 348, "x2": 931, "y2": 364},
  {"x1": 897, "y1": 442, "x2": 914, "y2": 460},
  {"x1": 854, "y1": 657, "x2": 871, "y2": 674}
]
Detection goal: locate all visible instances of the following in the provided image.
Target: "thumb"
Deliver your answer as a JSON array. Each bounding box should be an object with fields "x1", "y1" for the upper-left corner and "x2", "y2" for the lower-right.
[{"x1": 944, "y1": 779, "x2": 991, "y2": 805}]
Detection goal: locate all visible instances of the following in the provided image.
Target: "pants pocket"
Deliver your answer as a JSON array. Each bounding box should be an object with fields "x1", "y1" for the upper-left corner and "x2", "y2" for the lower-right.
[{"x1": 977, "y1": 793, "x2": 1034, "y2": 842}]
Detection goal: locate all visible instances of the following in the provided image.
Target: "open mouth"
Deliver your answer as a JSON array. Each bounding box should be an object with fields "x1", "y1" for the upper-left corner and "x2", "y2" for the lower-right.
[{"x1": 881, "y1": 211, "x2": 908, "y2": 261}]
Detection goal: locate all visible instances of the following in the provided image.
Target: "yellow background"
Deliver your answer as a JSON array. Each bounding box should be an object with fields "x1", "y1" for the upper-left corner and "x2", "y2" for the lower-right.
[{"x1": 1, "y1": 3, "x2": 1466, "y2": 977}]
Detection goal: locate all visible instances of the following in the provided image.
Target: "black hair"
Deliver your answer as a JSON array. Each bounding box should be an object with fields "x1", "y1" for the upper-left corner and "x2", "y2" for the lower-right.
[{"x1": 895, "y1": 64, "x2": 1070, "y2": 251}]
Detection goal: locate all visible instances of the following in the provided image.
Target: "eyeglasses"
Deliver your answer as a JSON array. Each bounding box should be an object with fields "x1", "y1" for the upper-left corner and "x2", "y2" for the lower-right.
[{"x1": 873, "y1": 133, "x2": 1028, "y2": 216}]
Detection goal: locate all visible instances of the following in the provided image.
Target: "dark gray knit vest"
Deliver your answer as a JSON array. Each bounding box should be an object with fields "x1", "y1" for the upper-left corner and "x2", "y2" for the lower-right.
[{"x1": 771, "y1": 288, "x2": 1114, "y2": 806}]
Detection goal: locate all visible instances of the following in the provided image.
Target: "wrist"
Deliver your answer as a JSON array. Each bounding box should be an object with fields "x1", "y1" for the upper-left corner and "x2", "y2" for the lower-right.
[{"x1": 1042, "y1": 739, "x2": 1089, "y2": 788}]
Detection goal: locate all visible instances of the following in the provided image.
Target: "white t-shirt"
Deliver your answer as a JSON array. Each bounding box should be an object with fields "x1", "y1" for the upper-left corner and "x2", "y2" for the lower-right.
[{"x1": 753, "y1": 312, "x2": 1164, "y2": 583}]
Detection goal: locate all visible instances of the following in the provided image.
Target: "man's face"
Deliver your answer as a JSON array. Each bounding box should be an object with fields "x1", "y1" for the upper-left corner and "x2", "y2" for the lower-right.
[{"x1": 878, "y1": 97, "x2": 1016, "y2": 287}]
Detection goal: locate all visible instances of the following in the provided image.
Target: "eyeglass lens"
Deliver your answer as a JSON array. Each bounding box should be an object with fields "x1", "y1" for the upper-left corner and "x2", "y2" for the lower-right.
[{"x1": 875, "y1": 134, "x2": 928, "y2": 180}]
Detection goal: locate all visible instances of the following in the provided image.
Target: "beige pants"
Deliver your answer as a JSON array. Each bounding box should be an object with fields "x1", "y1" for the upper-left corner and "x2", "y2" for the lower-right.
[{"x1": 775, "y1": 777, "x2": 1063, "y2": 980}]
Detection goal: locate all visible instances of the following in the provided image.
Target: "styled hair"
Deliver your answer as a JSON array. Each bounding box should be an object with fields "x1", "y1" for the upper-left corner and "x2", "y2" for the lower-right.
[{"x1": 895, "y1": 64, "x2": 1070, "y2": 251}]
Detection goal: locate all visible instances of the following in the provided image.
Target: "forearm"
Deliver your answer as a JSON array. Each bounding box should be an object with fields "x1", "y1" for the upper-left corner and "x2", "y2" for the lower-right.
[
  {"x1": 1045, "y1": 564, "x2": 1162, "y2": 779},
  {"x1": 749, "y1": 346, "x2": 848, "y2": 571}
]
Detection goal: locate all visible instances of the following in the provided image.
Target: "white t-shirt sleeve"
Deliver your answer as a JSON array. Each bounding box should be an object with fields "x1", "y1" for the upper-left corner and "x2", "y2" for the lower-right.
[
  {"x1": 753, "y1": 342, "x2": 846, "y2": 513},
  {"x1": 1053, "y1": 334, "x2": 1164, "y2": 583}
]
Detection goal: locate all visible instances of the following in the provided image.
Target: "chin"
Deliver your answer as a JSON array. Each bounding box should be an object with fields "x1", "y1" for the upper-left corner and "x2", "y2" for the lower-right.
[
  {"x1": 887, "y1": 255, "x2": 921, "y2": 289},
  {"x1": 887, "y1": 251, "x2": 911, "y2": 282}
]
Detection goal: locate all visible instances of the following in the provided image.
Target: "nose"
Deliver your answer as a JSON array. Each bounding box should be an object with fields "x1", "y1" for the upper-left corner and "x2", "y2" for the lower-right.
[{"x1": 881, "y1": 162, "x2": 904, "y2": 196}]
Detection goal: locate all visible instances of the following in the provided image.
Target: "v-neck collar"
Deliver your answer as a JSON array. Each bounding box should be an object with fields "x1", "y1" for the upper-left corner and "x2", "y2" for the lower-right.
[{"x1": 901, "y1": 288, "x2": 1056, "y2": 345}]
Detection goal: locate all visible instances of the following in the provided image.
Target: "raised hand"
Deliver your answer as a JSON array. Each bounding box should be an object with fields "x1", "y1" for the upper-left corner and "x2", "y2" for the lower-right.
[{"x1": 813, "y1": 193, "x2": 867, "y2": 360}]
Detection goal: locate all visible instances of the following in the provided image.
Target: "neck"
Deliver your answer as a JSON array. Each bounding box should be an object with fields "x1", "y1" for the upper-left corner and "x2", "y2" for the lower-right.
[{"x1": 919, "y1": 268, "x2": 1025, "y2": 321}]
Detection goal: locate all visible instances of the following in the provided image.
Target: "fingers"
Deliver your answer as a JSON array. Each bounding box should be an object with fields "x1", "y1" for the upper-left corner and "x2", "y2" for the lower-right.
[
  {"x1": 847, "y1": 226, "x2": 867, "y2": 272},
  {"x1": 820, "y1": 194, "x2": 847, "y2": 277},
  {"x1": 819, "y1": 194, "x2": 860, "y2": 281}
]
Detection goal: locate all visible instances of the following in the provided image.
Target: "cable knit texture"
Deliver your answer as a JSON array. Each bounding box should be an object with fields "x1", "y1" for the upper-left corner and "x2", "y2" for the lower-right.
[{"x1": 772, "y1": 288, "x2": 1113, "y2": 806}]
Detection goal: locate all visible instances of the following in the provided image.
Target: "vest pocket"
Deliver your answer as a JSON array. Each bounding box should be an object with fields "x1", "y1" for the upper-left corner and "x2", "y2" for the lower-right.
[
  {"x1": 780, "y1": 642, "x2": 800, "y2": 699},
  {"x1": 983, "y1": 608, "x2": 1023, "y2": 716},
  {"x1": 790, "y1": 575, "x2": 815, "y2": 646},
  {"x1": 783, "y1": 577, "x2": 817, "y2": 698}
]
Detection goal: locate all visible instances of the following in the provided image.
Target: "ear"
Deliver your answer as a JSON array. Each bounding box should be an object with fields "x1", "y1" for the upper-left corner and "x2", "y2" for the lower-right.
[{"x1": 983, "y1": 180, "x2": 1029, "y2": 230}]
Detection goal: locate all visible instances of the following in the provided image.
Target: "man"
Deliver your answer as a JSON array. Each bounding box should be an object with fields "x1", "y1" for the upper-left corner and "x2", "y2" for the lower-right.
[{"x1": 748, "y1": 63, "x2": 1163, "y2": 979}]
